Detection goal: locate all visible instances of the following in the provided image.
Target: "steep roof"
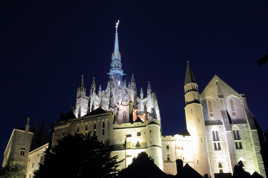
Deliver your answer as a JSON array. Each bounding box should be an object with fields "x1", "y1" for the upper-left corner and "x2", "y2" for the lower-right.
[
  {"x1": 184, "y1": 61, "x2": 196, "y2": 85},
  {"x1": 201, "y1": 75, "x2": 240, "y2": 98}
]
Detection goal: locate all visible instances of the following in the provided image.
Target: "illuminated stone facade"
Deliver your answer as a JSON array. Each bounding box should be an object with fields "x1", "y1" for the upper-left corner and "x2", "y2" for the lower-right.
[
  {"x1": 26, "y1": 143, "x2": 48, "y2": 178},
  {"x1": 162, "y1": 64, "x2": 266, "y2": 178},
  {"x1": 2, "y1": 22, "x2": 266, "y2": 178}
]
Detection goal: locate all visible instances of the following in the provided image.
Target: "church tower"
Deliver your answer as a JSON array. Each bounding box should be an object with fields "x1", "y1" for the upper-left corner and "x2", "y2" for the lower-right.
[
  {"x1": 184, "y1": 61, "x2": 209, "y2": 176},
  {"x1": 74, "y1": 75, "x2": 89, "y2": 118}
]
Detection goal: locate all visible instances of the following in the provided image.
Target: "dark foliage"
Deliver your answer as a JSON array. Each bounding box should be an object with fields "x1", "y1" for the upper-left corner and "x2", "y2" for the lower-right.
[
  {"x1": 257, "y1": 53, "x2": 268, "y2": 66},
  {"x1": 118, "y1": 152, "x2": 171, "y2": 178},
  {"x1": 233, "y1": 161, "x2": 255, "y2": 178},
  {"x1": 0, "y1": 165, "x2": 24, "y2": 178},
  {"x1": 178, "y1": 163, "x2": 203, "y2": 178},
  {"x1": 34, "y1": 134, "x2": 120, "y2": 178},
  {"x1": 30, "y1": 121, "x2": 51, "y2": 150}
]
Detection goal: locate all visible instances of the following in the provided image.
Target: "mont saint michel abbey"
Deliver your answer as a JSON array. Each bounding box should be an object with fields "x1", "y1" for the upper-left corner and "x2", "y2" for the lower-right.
[{"x1": 2, "y1": 21, "x2": 266, "y2": 178}]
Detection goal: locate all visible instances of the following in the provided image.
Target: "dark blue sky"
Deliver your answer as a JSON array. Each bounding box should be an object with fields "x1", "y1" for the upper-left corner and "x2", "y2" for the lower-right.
[{"x1": 0, "y1": 0, "x2": 268, "y2": 161}]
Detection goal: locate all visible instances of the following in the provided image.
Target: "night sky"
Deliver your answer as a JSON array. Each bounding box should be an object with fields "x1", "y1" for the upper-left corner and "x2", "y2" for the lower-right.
[{"x1": 1, "y1": 0, "x2": 268, "y2": 161}]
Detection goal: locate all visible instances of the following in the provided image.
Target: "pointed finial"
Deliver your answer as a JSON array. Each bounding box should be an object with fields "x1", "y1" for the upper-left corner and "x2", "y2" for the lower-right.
[
  {"x1": 80, "y1": 74, "x2": 85, "y2": 88},
  {"x1": 98, "y1": 85, "x2": 102, "y2": 96},
  {"x1": 25, "y1": 117, "x2": 30, "y2": 131},
  {"x1": 115, "y1": 20, "x2": 120, "y2": 32},
  {"x1": 90, "y1": 77, "x2": 96, "y2": 93},
  {"x1": 147, "y1": 81, "x2": 152, "y2": 95},
  {"x1": 108, "y1": 20, "x2": 124, "y2": 78},
  {"x1": 184, "y1": 60, "x2": 196, "y2": 85},
  {"x1": 140, "y1": 88, "x2": 144, "y2": 99},
  {"x1": 131, "y1": 74, "x2": 135, "y2": 82}
]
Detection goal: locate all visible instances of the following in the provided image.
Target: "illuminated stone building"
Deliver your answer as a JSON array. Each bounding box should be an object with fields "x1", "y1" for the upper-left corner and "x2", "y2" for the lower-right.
[{"x1": 2, "y1": 21, "x2": 266, "y2": 178}]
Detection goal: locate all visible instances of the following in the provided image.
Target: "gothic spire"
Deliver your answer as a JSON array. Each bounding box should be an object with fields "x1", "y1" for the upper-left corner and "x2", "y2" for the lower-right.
[
  {"x1": 184, "y1": 61, "x2": 196, "y2": 85},
  {"x1": 77, "y1": 74, "x2": 86, "y2": 97},
  {"x1": 140, "y1": 88, "x2": 144, "y2": 99},
  {"x1": 25, "y1": 117, "x2": 30, "y2": 131},
  {"x1": 90, "y1": 77, "x2": 96, "y2": 94},
  {"x1": 80, "y1": 74, "x2": 85, "y2": 88},
  {"x1": 108, "y1": 20, "x2": 125, "y2": 79},
  {"x1": 147, "y1": 81, "x2": 152, "y2": 95}
]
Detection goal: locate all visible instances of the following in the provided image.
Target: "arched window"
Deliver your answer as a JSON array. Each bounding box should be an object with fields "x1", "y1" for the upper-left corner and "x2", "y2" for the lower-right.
[
  {"x1": 212, "y1": 131, "x2": 221, "y2": 151},
  {"x1": 207, "y1": 100, "x2": 213, "y2": 117},
  {"x1": 218, "y1": 162, "x2": 223, "y2": 173}
]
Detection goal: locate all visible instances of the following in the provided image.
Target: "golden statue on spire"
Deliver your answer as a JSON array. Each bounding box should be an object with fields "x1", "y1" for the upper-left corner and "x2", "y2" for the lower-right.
[{"x1": 115, "y1": 20, "x2": 120, "y2": 31}]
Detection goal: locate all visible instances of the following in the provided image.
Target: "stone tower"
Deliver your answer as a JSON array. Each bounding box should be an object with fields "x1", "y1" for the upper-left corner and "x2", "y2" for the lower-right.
[
  {"x1": 183, "y1": 61, "x2": 209, "y2": 176},
  {"x1": 74, "y1": 75, "x2": 89, "y2": 118},
  {"x1": 2, "y1": 117, "x2": 33, "y2": 171}
]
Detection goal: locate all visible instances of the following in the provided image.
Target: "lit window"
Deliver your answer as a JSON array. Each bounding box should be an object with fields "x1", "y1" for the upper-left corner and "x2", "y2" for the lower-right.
[
  {"x1": 20, "y1": 148, "x2": 26, "y2": 156},
  {"x1": 167, "y1": 154, "x2": 170, "y2": 161},
  {"x1": 212, "y1": 131, "x2": 221, "y2": 151},
  {"x1": 212, "y1": 131, "x2": 220, "y2": 141},
  {"x1": 214, "y1": 142, "x2": 221, "y2": 151},
  {"x1": 136, "y1": 141, "x2": 140, "y2": 147},
  {"x1": 218, "y1": 162, "x2": 223, "y2": 173},
  {"x1": 235, "y1": 142, "x2": 243, "y2": 150},
  {"x1": 233, "y1": 130, "x2": 241, "y2": 140},
  {"x1": 20, "y1": 151, "x2": 25, "y2": 156}
]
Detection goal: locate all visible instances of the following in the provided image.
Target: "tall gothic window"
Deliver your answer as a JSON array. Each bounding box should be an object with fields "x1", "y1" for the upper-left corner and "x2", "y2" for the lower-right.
[
  {"x1": 218, "y1": 162, "x2": 223, "y2": 173},
  {"x1": 208, "y1": 100, "x2": 213, "y2": 117},
  {"x1": 233, "y1": 129, "x2": 243, "y2": 150},
  {"x1": 230, "y1": 99, "x2": 236, "y2": 116},
  {"x1": 212, "y1": 131, "x2": 220, "y2": 141},
  {"x1": 212, "y1": 131, "x2": 221, "y2": 151},
  {"x1": 233, "y1": 130, "x2": 241, "y2": 140}
]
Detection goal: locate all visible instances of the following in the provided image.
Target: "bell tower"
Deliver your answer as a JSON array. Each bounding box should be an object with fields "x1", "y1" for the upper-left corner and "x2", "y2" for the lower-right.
[{"x1": 184, "y1": 61, "x2": 209, "y2": 176}]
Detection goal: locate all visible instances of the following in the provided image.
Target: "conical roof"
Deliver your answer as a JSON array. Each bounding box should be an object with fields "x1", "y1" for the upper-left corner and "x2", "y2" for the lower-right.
[{"x1": 184, "y1": 61, "x2": 196, "y2": 85}]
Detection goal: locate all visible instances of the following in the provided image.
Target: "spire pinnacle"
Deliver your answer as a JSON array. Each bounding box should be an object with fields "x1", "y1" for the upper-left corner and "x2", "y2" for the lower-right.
[
  {"x1": 140, "y1": 88, "x2": 144, "y2": 99},
  {"x1": 90, "y1": 77, "x2": 96, "y2": 94},
  {"x1": 147, "y1": 81, "x2": 152, "y2": 95},
  {"x1": 25, "y1": 117, "x2": 30, "y2": 131},
  {"x1": 184, "y1": 61, "x2": 196, "y2": 85},
  {"x1": 80, "y1": 74, "x2": 85, "y2": 88},
  {"x1": 114, "y1": 20, "x2": 120, "y2": 55},
  {"x1": 108, "y1": 20, "x2": 124, "y2": 79}
]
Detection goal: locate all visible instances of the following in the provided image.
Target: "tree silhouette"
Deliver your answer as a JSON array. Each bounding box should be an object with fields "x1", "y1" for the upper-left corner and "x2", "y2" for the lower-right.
[
  {"x1": 0, "y1": 165, "x2": 24, "y2": 178},
  {"x1": 34, "y1": 134, "x2": 120, "y2": 178},
  {"x1": 257, "y1": 53, "x2": 268, "y2": 66}
]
